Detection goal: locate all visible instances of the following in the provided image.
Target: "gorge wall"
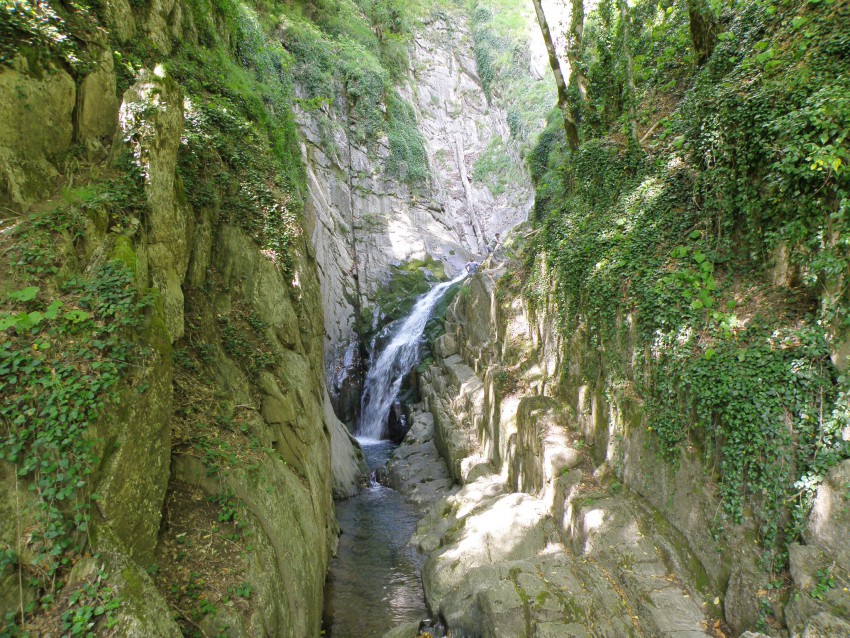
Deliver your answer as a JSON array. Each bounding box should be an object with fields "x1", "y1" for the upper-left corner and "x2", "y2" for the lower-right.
[
  {"x1": 0, "y1": 0, "x2": 368, "y2": 634},
  {"x1": 3, "y1": 0, "x2": 848, "y2": 636},
  {"x1": 383, "y1": 1, "x2": 850, "y2": 636},
  {"x1": 299, "y1": 7, "x2": 537, "y2": 428},
  {"x1": 386, "y1": 246, "x2": 850, "y2": 637},
  {"x1": 0, "y1": 0, "x2": 548, "y2": 633}
]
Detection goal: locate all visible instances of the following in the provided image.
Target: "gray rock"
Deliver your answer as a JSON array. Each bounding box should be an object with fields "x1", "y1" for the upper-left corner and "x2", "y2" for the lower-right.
[
  {"x1": 804, "y1": 460, "x2": 850, "y2": 569},
  {"x1": 800, "y1": 612, "x2": 850, "y2": 638},
  {"x1": 388, "y1": 411, "x2": 455, "y2": 505},
  {"x1": 382, "y1": 621, "x2": 422, "y2": 638},
  {"x1": 120, "y1": 69, "x2": 190, "y2": 342},
  {"x1": 76, "y1": 48, "x2": 119, "y2": 145},
  {"x1": 724, "y1": 556, "x2": 763, "y2": 633},
  {"x1": 300, "y1": 9, "x2": 534, "y2": 429}
]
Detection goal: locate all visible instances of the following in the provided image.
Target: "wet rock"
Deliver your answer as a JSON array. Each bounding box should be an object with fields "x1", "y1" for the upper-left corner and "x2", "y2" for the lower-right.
[
  {"x1": 387, "y1": 410, "x2": 455, "y2": 506},
  {"x1": 300, "y1": 10, "x2": 532, "y2": 425},
  {"x1": 387, "y1": 399, "x2": 409, "y2": 443},
  {"x1": 382, "y1": 622, "x2": 421, "y2": 638},
  {"x1": 374, "y1": 464, "x2": 391, "y2": 486},
  {"x1": 327, "y1": 391, "x2": 369, "y2": 498}
]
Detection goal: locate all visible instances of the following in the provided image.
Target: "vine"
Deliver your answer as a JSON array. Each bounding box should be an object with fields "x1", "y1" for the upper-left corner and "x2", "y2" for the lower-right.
[{"x1": 525, "y1": 0, "x2": 850, "y2": 573}]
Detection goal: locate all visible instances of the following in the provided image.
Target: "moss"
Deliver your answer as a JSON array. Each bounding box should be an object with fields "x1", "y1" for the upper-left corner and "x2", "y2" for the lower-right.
[
  {"x1": 364, "y1": 257, "x2": 451, "y2": 342},
  {"x1": 111, "y1": 236, "x2": 137, "y2": 274},
  {"x1": 144, "y1": 289, "x2": 173, "y2": 358},
  {"x1": 121, "y1": 565, "x2": 144, "y2": 601}
]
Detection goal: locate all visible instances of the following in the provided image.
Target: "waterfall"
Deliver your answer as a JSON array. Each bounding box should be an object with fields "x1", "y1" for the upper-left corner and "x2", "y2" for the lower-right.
[{"x1": 358, "y1": 273, "x2": 466, "y2": 441}]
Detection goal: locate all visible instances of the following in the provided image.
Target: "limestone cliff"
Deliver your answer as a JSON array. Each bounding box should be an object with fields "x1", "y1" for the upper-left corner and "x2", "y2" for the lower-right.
[
  {"x1": 0, "y1": 0, "x2": 365, "y2": 635},
  {"x1": 299, "y1": 8, "x2": 536, "y2": 428},
  {"x1": 393, "y1": 239, "x2": 850, "y2": 637}
]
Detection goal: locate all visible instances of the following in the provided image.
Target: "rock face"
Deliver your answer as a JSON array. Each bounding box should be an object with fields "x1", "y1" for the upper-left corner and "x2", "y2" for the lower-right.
[
  {"x1": 299, "y1": 10, "x2": 533, "y2": 426},
  {"x1": 783, "y1": 460, "x2": 850, "y2": 637},
  {"x1": 0, "y1": 9, "x2": 365, "y2": 635},
  {"x1": 402, "y1": 260, "x2": 719, "y2": 636},
  {"x1": 405, "y1": 248, "x2": 850, "y2": 636},
  {"x1": 0, "y1": 55, "x2": 74, "y2": 210},
  {"x1": 386, "y1": 408, "x2": 456, "y2": 507}
]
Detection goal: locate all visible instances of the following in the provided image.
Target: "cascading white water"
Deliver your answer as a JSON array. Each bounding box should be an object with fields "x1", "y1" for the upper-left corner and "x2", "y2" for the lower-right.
[{"x1": 358, "y1": 273, "x2": 466, "y2": 441}]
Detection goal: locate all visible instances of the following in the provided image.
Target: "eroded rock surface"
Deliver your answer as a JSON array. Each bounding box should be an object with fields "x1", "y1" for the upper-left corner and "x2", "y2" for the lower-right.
[
  {"x1": 299, "y1": 10, "x2": 533, "y2": 425},
  {"x1": 395, "y1": 262, "x2": 724, "y2": 637},
  {"x1": 395, "y1": 252, "x2": 850, "y2": 637}
]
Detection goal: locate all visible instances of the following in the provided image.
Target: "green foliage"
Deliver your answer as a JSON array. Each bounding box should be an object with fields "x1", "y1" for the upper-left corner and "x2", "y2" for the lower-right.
[
  {"x1": 276, "y1": 1, "x2": 427, "y2": 182},
  {"x1": 227, "y1": 582, "x2": 254, "y2": 599},
  {"x1": 0, "y1": 252, "x2": 149, "y2": 633},
  {"x1": 678, "y1": 3, "x2": 850, "y2": 327},
  {"x1": 168, "y1": 0, "x2": 304, "y2": 275},
  {"x1": 525, "y1": 0, "x2": 849, "y2": 572},
  {"x1": 60, "y1": 569, "x2": 122, "y2": 637},
  {"x1": 362, "y1": 258, "x2": 448, "y2": 340},
  {"x1": 580, "y1": 0, "x2": 692, "y2": 135},
  {"x1": 218, "y1": 308, "x2": 279, "y2": 377},
  {"x1": 386, "y1": 92, "x2": 429, "y2": 185},
  {"x1": 0, "y1": 0, "x2": 98, "y2": 70},
  {"x1": 493, "y1": 366, "x2": 518, "y2": 395},
  {"x1": 648, "y1": 322, "x2": 837, "y2": 556},
  {"x1": 810, "y1": 568, "x2": 836, "y2": 600},
  {"x1": 210, "y1": 490, "x2": 242, "y2": 525},
  {"x1": 472, "y1": 135, "x2": 523, "y2": 197},
  {"x1": 467, "y1": 0, "x2": 554, "y2": 152}
]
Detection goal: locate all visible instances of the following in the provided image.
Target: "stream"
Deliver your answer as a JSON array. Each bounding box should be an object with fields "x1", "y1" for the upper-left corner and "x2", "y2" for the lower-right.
[
  {"x1": 322, "y1": 440, "x2": 428, "y2": 637},
  {"x1": 323, "y1": 275, "x2": 464, "y2": 637}
]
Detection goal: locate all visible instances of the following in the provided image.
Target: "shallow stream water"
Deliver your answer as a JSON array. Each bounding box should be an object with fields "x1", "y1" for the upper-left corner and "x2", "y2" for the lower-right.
[{"x1": 322, "y1": 440, "x2": 428, "y2": 637}]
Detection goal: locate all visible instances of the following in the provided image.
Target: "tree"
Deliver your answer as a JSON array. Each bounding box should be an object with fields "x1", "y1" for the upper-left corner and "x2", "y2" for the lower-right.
[
  {"x1": 618, "y1": 0, "x2": 638, "y2": 143},
  {"x1": 686, "y1": 0, "x2": 717, "y2": 65},
  {"x1": 567, "y1": 0, "x2": 589, "y2": 103},
  {"x1": 531, "y1": 0, "x2": 580, "y2": 151}
]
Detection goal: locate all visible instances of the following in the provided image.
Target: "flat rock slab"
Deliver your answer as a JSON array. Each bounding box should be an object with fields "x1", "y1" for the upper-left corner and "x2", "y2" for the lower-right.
[{"x1": 387, "y1": 411, "x2": 456, "y2": 506}]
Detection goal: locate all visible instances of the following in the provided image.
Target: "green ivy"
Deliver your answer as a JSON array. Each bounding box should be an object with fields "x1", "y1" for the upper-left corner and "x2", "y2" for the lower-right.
[
  {"x1": 525, "y1": 0, "x2": 849, "y2": 573},
  {"x1": 386, "y1": 92, "x2": 429, "y2": 185},
  {"x1": 0, "y1": 0, "x2": 98, "y2": 70},
  {"x1": 467, "y1": 0, "x2": 554, "y2": 152},
  {"x1": 0, "y1": 260, "x2": 149, "y2": 633}
]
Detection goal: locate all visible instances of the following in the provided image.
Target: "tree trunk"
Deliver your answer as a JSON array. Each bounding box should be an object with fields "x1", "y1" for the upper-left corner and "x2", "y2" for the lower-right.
[
  {"x1": 531, "y1": 0, "x2": 580, "y2": 151},
  {"x1": 686, "y1": 0, "x2": 717, "y2": 65},
  {"x1": 618, "y1": 0, "x2": 638, "y2": 144},
  {"x1": 567, "y1": 0, "x2": 589, "y2": 103}
]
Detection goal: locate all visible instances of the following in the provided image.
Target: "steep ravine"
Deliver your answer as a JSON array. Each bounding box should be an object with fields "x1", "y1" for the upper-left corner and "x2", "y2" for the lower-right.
[
  {"x1": 382, "y1": 248, "x2": 850, "y2": 638},
  {"x1": 4, "y1": 0, "x2": 848, "y2": 635},
  {"x1": 0, "y1": 0, "x2": 369, "y2": 635},
  {"x1": 0, "y1": 0, "x2": 540, "y2": 634},
  {"x1": 301, "y1": 9, "x2": 535, "y2": 430}
]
